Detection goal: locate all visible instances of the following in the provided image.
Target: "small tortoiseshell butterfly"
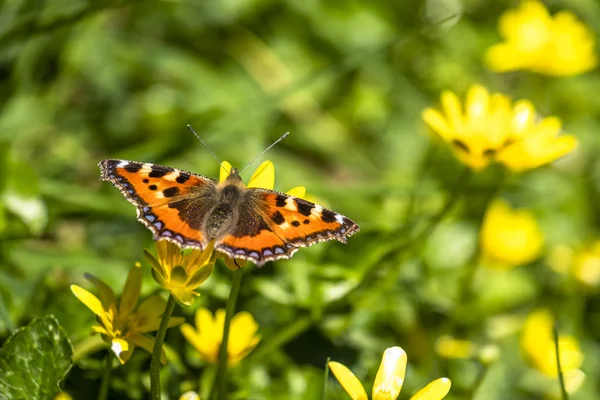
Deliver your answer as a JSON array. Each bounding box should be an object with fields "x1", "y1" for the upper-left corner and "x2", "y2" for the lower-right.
[{"x1": 99, "y1": 160, "x2": 359, "y2": 266}]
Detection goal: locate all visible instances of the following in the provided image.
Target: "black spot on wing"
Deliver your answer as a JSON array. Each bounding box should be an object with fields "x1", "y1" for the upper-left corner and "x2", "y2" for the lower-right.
[
  {"x1": 149, "y1": 185, "x2": 158, "y2": 191},
  {"x1": 149, "y1": 165, "x2": 172, "y2": 178},
  {"x1": 275, "y1": 194, "x2": 287, "y2": 207},
  {"x1": 163, "y1": 187, "x2": 179, "y2": 198},
  {"x1": 295, "y1": 199, "x2": 314, "y2": 216},
  {"x1": 291, "y1": 220, "x2": 300, "y2": 227},
  {"x1": 176, "y1": 173, "x2": 190, "y2": 184},
  {"x1": 143, "y1": 179, "x2": 149, "y2": 183},
  {"x1": 271, "y1": 211, "x2": 285, "y2": 225},
  {"x1": 125, "y1": 163, "x2": 143, "y2": 173},
  {"x1": 321, "y1": 209, "x2": 337, "y2": 223}
]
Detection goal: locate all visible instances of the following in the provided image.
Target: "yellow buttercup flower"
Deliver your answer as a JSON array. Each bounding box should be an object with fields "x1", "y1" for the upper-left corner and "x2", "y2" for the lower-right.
[
  {"x1": 329, "y1": 347, "x2": 451, "y2": 400},
  {"x1": 422, "y1": 85, "x2": 578, "y2": 171},
  {"x1": 180, "y1": 307, "x2": 260, "y2": 365},
  {"x1": 480, "y1": 200, "x2": 544, "y2": 268},
  {"x1": 144, "y1": 240, "x2": 215, "y2": 306},
  {"x1": 522, "y1": 309, "x2": 585, "y2": 394},
  {"x1": 219, "y1": 159, "x2": 306, "y2": 269},
  {"x1": 179, "y1": 391, "x2": 201, "y2": 400},
  {"x1": 485, "y1": 0, "x2": 597, "y2": 76},
  {"x1": 71, "y1": 262, "x2": 184, "y2": 364},
  {"x1": 548, "y1": 242, "x2": 600, "y2": 287}
]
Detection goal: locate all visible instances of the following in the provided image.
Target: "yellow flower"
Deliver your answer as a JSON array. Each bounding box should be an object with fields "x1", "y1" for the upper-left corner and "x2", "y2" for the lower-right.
[
  {"x1": 53, "y1": 393, "x2": 72, "y2": 400},
  {"x1": 480, "y1": 200, "x2": 544, "y2": 268},
  {"x1": 435, "y1": 336, "x2": 476, "y2": 359},
  {"x1": 180, "y1": 307, "x2": 260, "y2": 365},
  {"x1": 548, "y1": 242, "x2": 600, "y2": 287},
  {"x1": 179, "y1": 391, "x2": 201, "y2": 400},
  {"x1": 71, "y1": 262, "x2": 184, "y2": 364},
  {"x1": 494, "y1": 115, "x2": 578, "y2": 172},
  {"x1": 328, "y1": 347, "x2": 451, "y2": 400},
  {"x1": 144, "y1": 240, "x2": 215, "y2": 306},
  {"x1": 522, "y1": 309, "x2": 585, "y2": 394},
  {"x1": 485, "y1": 1, "x2": 597, "y2": 76},
  {"x1": 219, "y1": 160, "x2": 306, "y2": 269},
  {"x1": 422, "y1": 85, "x2": 577, "y2": 171}
]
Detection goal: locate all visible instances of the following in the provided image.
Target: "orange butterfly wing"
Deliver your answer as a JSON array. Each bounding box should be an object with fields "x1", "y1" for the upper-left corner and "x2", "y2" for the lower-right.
[
  {"x1": 216, "y1": 189, "x2": 359, "y2": 265},
  {"x1": 99, "y1": 159, "x2": 217, "y2": 249}
]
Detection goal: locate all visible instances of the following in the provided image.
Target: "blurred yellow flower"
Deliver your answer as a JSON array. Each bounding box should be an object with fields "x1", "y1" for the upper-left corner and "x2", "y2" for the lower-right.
[
  {"x1": 494, "y1": 115, "x2": 578, "y2": 172},
  {"x1": 522, "y1": 309, "x2": 585, "y2": 394},
  {"x1": 179, "y1": 391, "x2": 201, "y2": 400},
  {"x1": 548, "y1": 242, "x2": 600, "y2": 287},
  {"x1": 71, "y1": 262, "x2": 184, "y2": 364},
  {"x1": 422, "y1": 85, "x2": 577, "y2": 171},
  {"x1": 329, "y1": 346, "x2": 451, "y2": 400},
  {"x1": 485, "y1": 0, "x2": 596, "y2": 76},
  {"x1": 435, "y1": 336, "x2": 476, "y2": 359},
  {"x1": 53, "y1": 392, "x2": 72, "y2": 400},
  {"x1": 219, "y1": 160, "x2": 306, "y2": 269},
  {"x1": 180, "y1": 307, "x2": 260, "y2": 365},
  {"x1": 144, "y1": 240, "x2": 215, "y2": 306},
  {"x1": 480, "y1": 200, "x2": 544, "y2": 268}
]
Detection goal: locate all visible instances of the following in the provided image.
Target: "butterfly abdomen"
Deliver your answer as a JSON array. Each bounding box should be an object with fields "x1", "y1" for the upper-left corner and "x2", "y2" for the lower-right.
[{"x1": 204, "y1": 183, "x2": 244, "y2": 239}]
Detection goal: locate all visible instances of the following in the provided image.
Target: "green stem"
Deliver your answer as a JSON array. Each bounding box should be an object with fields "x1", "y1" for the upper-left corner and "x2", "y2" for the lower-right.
[
  {"x1": 150, "y1": 294, "x2": 177, "y2": 400},
  {"x1": 98, "y1": 350, "x2": 114, "y2": 400},
  {"x1": 321, "y1": 357, "x2": 331, "y2": 400},
  {"x1": 215, "y1": 269, "x2": 244, "y2": 400},
  {"x1": 553, "y1": 322, "x2": 569, "y2": 400}
]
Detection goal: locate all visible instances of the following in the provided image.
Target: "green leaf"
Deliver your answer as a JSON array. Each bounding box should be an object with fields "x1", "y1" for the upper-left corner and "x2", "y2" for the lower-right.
[{"x1": 0, "y1": 315, "x2": 73, "y2": 400}]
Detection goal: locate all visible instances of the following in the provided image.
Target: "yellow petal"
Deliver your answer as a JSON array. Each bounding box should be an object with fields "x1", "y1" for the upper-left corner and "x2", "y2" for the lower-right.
[
  {"x1": 328, "y1": 361, "x2": 368, "y2": 400},
  {"x1": 228, "y1": 311, "x2": 260, "y2": 361},
  {"x1": 181, "y1": 322, "x2": 218, "y2": 363},
  {"x1": 144, "y1": 249, "x2": 168, "y2": 283},
  {"x1": 465, "y1": 85, "x2": 490, "y2": 132},
  {"x1": 111, "y1": 338, "x2": 133, "y2": 364},
  {"x1": 435, "y1": 336, "x2": 476, "y2": 359},
  {"x1": 196, "y1": 307, "x2": 217, "y2": 337},
  {"x1": 184, "y1": 241, "x2": 215, "y2": 272},
  {"x1": 220, "y1": 161, "x2": 233, "y2": 182},
  {"x1": 187, "y1": 263, "x2": 214, "y2": 289},
  {"x1": 440, "y1": 91, "x2": 464, "y2": 134},
  {"x1": 563, "y1": 369, "x2": 586, "y2": 394},
  {"x1": 224, "y1": 256, "x2": 245, "y2": 270},
  {"x1": 410, "y1": 378, "x2": 452, "y2": 400},
  {"x1": 83, "y1": 273, "x2": 116, "y2": 308},
  {"x1": 71, "y1": 285, "x2": 110, "y2": 326},
  {"x1": 373, "y1": 346, "x2": 407, "y2": 400},
  {"x1": 247, "y1": 160, "x2": 275, "y2": 189},
  {"x1": 522, "y1": 309, "x2": 554, "y2": 356},
  {"x1": 286, "y1": 186, "x2": 306, "y2": 199},
  {"x1": 421, "y1": 108, "x2": 453, "y2": 141},
  {"x1": 172, "y1": 290, "x2": 199, "y2": 307},
  {"x1": 119, "y1": 262, "x2": 142, "y2": 318}
]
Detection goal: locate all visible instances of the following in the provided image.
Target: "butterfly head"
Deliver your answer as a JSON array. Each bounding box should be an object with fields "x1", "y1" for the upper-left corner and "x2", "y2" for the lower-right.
[{"x1": 227, "y1": 167, "x2": 242, "y2": 182}]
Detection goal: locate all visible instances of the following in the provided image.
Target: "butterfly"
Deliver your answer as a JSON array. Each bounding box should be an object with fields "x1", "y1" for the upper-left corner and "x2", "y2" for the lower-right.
[{"x1": 99, "y1": 159, "x2": 359, "y2": 266}]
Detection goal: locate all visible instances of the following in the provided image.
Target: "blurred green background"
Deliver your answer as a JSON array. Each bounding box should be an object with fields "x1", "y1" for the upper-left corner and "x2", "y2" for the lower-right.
[{"x1": 1, "y1": 0, "x2": 600, "y2": 399}]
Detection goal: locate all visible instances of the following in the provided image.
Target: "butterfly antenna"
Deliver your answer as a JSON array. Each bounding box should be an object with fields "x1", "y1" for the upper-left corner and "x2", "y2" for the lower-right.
[
  {"x1": 187, "y1": 125, "x2": 222, "y2": 165},
  {"x1": 241, "y1": 132, "x2": 290, "y2": 172}
]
